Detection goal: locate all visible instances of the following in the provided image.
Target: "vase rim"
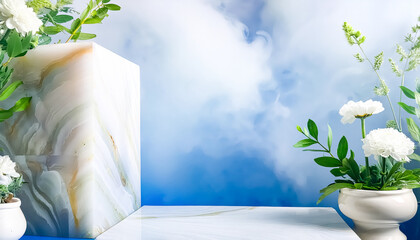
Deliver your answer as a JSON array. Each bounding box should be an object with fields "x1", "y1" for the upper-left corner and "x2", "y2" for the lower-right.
[
  {"x1": 0, "y1": 198, "x2": 21, "y2": 209},
  {"x1": 340, "y1": 187, "x2": 413, "y2": 196}
]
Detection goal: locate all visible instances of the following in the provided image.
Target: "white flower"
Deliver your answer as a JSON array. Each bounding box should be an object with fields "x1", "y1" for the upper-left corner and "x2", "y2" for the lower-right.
[
  {"x1": 362, "y1": 128, "x2": 415, "y2": 162},
  {"x1": 0, "y1": 0, "x2": 42, "y2": 35},
  {"x1": 0, "y1": 155, "x2": 19, "y2": 177},
  {"x1": 0, "y1": 174, "x2": 12, "y2": 186},
  {"x1": 339, "y1": 100, "x2": 384, "y2": 124}
]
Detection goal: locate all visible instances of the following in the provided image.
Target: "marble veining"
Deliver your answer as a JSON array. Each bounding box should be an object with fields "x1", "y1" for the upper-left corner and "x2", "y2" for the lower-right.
[
  {"x1": 0, "y1": 42, "x2": 140, "y2": 238},
  {"x1": 97, "y1": 206, "x2": 360, "y2": 240}
]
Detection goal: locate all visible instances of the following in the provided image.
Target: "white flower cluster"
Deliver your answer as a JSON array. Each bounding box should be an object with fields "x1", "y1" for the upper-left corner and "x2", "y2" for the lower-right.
[
  {"x1": 0, "y1": 0, "x2": 42, "y2": 35},
  {"x1": 0, "y1": 155, "x2": 19, "y2": 186},
  {"x1": 339, "y1": 100, "x2": 384, "y2": 124},
  {"x1": 362, "y1": 128, "x2": 415, "y2": 162}
]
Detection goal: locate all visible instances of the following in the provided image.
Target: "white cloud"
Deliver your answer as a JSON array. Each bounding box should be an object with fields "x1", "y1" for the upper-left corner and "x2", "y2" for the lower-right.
[{"x1": 80, "y1": 0, "x2": 420, "y2": 203}]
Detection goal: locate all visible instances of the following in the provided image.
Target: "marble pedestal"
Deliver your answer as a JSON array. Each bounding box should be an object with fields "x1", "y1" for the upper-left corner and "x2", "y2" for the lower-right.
[{"x1": 0, "y1": 43, "x2": 140, "y2": 238}]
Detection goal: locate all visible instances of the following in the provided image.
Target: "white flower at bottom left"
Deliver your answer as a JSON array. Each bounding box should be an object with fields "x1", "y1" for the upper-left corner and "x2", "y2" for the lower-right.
[{"x1": 0, "y1": 155, "x2": 19, "y2": 178}]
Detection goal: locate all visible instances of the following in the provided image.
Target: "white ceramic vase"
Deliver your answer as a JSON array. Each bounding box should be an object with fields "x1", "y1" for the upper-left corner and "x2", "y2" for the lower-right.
[
  {"x1": 0, "y1": 198, "x2": 27, "y2": 240},
  {"x1": 338, "y1": 188, "x2": 417, "y2": 240}
]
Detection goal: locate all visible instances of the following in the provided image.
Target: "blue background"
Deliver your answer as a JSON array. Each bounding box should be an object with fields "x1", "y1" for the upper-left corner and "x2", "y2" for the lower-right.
[{"x1": 23, "y1": 0, "x2": 420, "y2": 239}]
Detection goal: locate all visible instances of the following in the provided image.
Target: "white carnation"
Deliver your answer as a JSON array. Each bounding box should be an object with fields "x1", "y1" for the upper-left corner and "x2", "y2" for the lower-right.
[
  {"x1": 339, "y1": 100, "x2": 384, "y2": 124},
  {"x1": 0, "y1": 155, "x2": 19, "y2": 177},
  {"x1": 0, "y1": 174, "x2": 12, "y2": 186},
  {"x1": 362, "y1": 128, "x2": 415, "y2": 162},
  {"x1": 0, "y1": 0, "x2": 42, "y2": 35}
]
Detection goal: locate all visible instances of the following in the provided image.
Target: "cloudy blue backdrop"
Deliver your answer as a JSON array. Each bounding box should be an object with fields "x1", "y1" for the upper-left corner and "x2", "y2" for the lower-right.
[{"x1": 58, "y1": 0, "x2": 420, "y2": 238}]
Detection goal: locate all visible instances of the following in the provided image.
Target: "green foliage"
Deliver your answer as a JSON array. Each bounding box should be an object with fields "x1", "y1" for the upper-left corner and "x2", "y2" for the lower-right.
[
  {"x1": 398, "y1": 102, "x2": 416, "y2": 115},
  {"x1": 373, "y1": 82, "x2": 389, "y2": 96},
  {"x1": 27, "y1": 0, "x2": 53, "y2": 13},
  {"x1": 0, "y1": 176, "x2": 23, "y2": 203},
  {"x1": 63, "y1": 0, "x2": 121, "y2": 43},
  {"x1": 373, "y1": 51, "x2": 384, "y2": 71},
  {"x1": 389, "y1": 58, "x2": 402, "y2": 77},
  {"x1": 337, "y1": 136, "x2": 348, "y2": 160},
  {"x1": 401, "y1": 86, "x2": 415, "y2": 99},
  {"x1": 353, "y1": 53, "x2": 364, "y2": 62},
  {"x1": 0, "y1": 30, "x2": 34, "y2": 122},
  {"x1": 386, "y1": 120, "x2": 398, "y2": 129},
  {"x1": 295, "y1": 119, "x2": 420, "y2": 204},
  {"x1": 342, "y1": 22, "x2": 366, "y2": 46},
  {"x1": 317, "y1": 183, "x2": 355, "y2": 204},
  {"x1": 307, "y1": 119, "x2": 318, "y2": 140}
]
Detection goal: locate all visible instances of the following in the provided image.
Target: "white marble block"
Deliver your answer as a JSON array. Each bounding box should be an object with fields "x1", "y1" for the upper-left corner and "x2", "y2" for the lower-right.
[{"x1": 0, "y1": 43, "x2": 140, "y2": 238}]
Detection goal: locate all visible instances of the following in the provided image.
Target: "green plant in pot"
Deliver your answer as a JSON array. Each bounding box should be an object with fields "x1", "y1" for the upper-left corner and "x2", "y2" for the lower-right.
[{"x1": 294, "y1": 19, "x2": 420, "y2": 240}]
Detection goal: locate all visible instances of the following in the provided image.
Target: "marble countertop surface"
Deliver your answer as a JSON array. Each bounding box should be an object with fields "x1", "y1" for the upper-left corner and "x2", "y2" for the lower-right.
[{"x1": 96, "y1": 206, "x2": 360, "y2": 240}]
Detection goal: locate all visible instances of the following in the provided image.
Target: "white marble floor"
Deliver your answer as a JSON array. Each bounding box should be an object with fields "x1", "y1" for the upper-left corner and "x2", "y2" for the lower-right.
[{"x1": 97, "y1": 206, "x2": 360, "y2": 240}]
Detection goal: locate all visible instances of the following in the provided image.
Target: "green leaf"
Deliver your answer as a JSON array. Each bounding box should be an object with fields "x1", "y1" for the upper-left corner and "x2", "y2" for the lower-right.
[
  {"x1": 415, "y1": 92, "x2": 420, "y2": 106},
  {"x1": 342, "y1": 151, "x2": 360, "y2": 182},
  {"x1": 80, "y1": 6, "x2": 91, "y2": 20},
  {"x1": 21, "y1": 33, "x2": 32, "y2": 51},
  {"x1": 42, "y1": 26, "x2": 64, "y2": 35},
  {"x1": 105, "y1": 3, "x2": 121, "y2": 11},
  {"x1": 96, "y1": 7, "x2": 109, "y2": 18},
  {"x1": 383, "y1": 162, "x2": 403, "y2": 188},
  {"x1": 407, "y1": 118, "x2": 420, "y2": 143},
  {"x1": 408, "y1": 153, "x2": 420, "y2": 162},
  {"x1": 0, "y1": 110, "x2": 13, "y2": 122},
  {"x1": 417, "y1": 78, "x2": 420, "y2": 94},
  {"x1": 337, "y1": 136, "x2": 348, "y2": 160},
  {"x1": 293, "y1": 139, "x2": 317, "y2": 148},
  {"x1": 0, "y1": 81, "x2": 22, "y2": 101},
  {"x1": 317, "y1": 183, "x2": 354, "y2": 204},
  {"x1": 401, "y1": 86, "x2": 415, "y2": 99},
  {"x1": 303, "y1": 127, "x2": 309, "y2": 136},
  {"x1": 6, "y1": 31, "x2": 23, "y2": 58},
  {"x1": 314, "y1": 157, "x2": 342, "y2": 167},
  {"x1": 296, "y1": 125, "x2": 303, "y2": 133},
  {"x1": 330, "y1": 168, "x2": 347, "y2": 177},
  {"x1": 335, "y1": 179, "x2": 354, "y2": 184},
  {"x1": 84, "y1": 17, "x2": 103, "y2": 24},
  {"x1": 53, "y1": 15, "x2": 74, "y2": 23},
  {"x1": 38, "y1": 35, "x2": 52, "y2": 45},
  {"x1": 9, "y1": 97, "x2": 31, "y2": 112},
  {"x1": 307, "y1": 119, "x2": 318, "y2": 140},
  {"x1": 398, "y1": 102, "x2": 416, "y2": 115},
  {"x1": 71, "y1": 18, "x2": 81, "y2": 32},
  {"x1": 327, "y1": 125, "x2": 332, "y2": 151},
  {"x1": 102, "y1": 0, "x2": 110, "y2": 3},
  {"x1": 77, "y1": 33, "x2": 96, "y2": 40},
  {"x1": 302, "y1": 149, "x2": 328, "y2": 152}
]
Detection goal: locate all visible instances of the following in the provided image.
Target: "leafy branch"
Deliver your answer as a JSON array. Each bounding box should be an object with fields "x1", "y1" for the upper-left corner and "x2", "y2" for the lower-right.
[
  {"x1": 65, "y1": 0, "x2": 120, "y2": 43},
  {"x1": 343, "y1": 22, "x2": 400, "y2": 131}
]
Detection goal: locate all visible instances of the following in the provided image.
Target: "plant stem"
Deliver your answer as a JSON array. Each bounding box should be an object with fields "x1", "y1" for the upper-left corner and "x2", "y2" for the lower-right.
[
  {"x1": 300, "y1": 132, "x2": 335, "y2": 158},
  {"x1": 381, "y1": 156, "x2": 387, "y2": 186},
  {"x1": 361, "y1": 118, "x2": 371, "y2": 179},
  {"x1": 356, "y1": 43, "x2": 400, "y2": 131},
  {"x1": 2, "y1": 57, "x2": 13, "y2": 67},
  {"x1": 398, "y1": 31, "x2": 418, "y2": 128},
  {"x1": 65, "y1": 2, "x2": 103, "y2": 43}
]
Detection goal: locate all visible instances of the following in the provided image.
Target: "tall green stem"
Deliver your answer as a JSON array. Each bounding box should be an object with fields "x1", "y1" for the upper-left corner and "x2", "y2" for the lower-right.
[
  {"x1": 398, "y1": 31, "x2": 418, "y2": 128},
  {"x1": 361, "y1": 118, "x2": 370, "y2": 179},
  {"x1": 381, "y1": 156, "x2": 387, "y2": 186},
  {"x1": 356, "y1": 43, "x2": 400, "y2": 131}
]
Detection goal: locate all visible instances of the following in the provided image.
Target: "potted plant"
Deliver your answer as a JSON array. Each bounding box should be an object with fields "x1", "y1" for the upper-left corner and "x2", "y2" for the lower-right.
[
  {"x1": 0, "y1": 155, "x2": 25, "y2": 240},
  {"x1": 294, "y1": 19, "x2": 420, "y2": 240}
]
